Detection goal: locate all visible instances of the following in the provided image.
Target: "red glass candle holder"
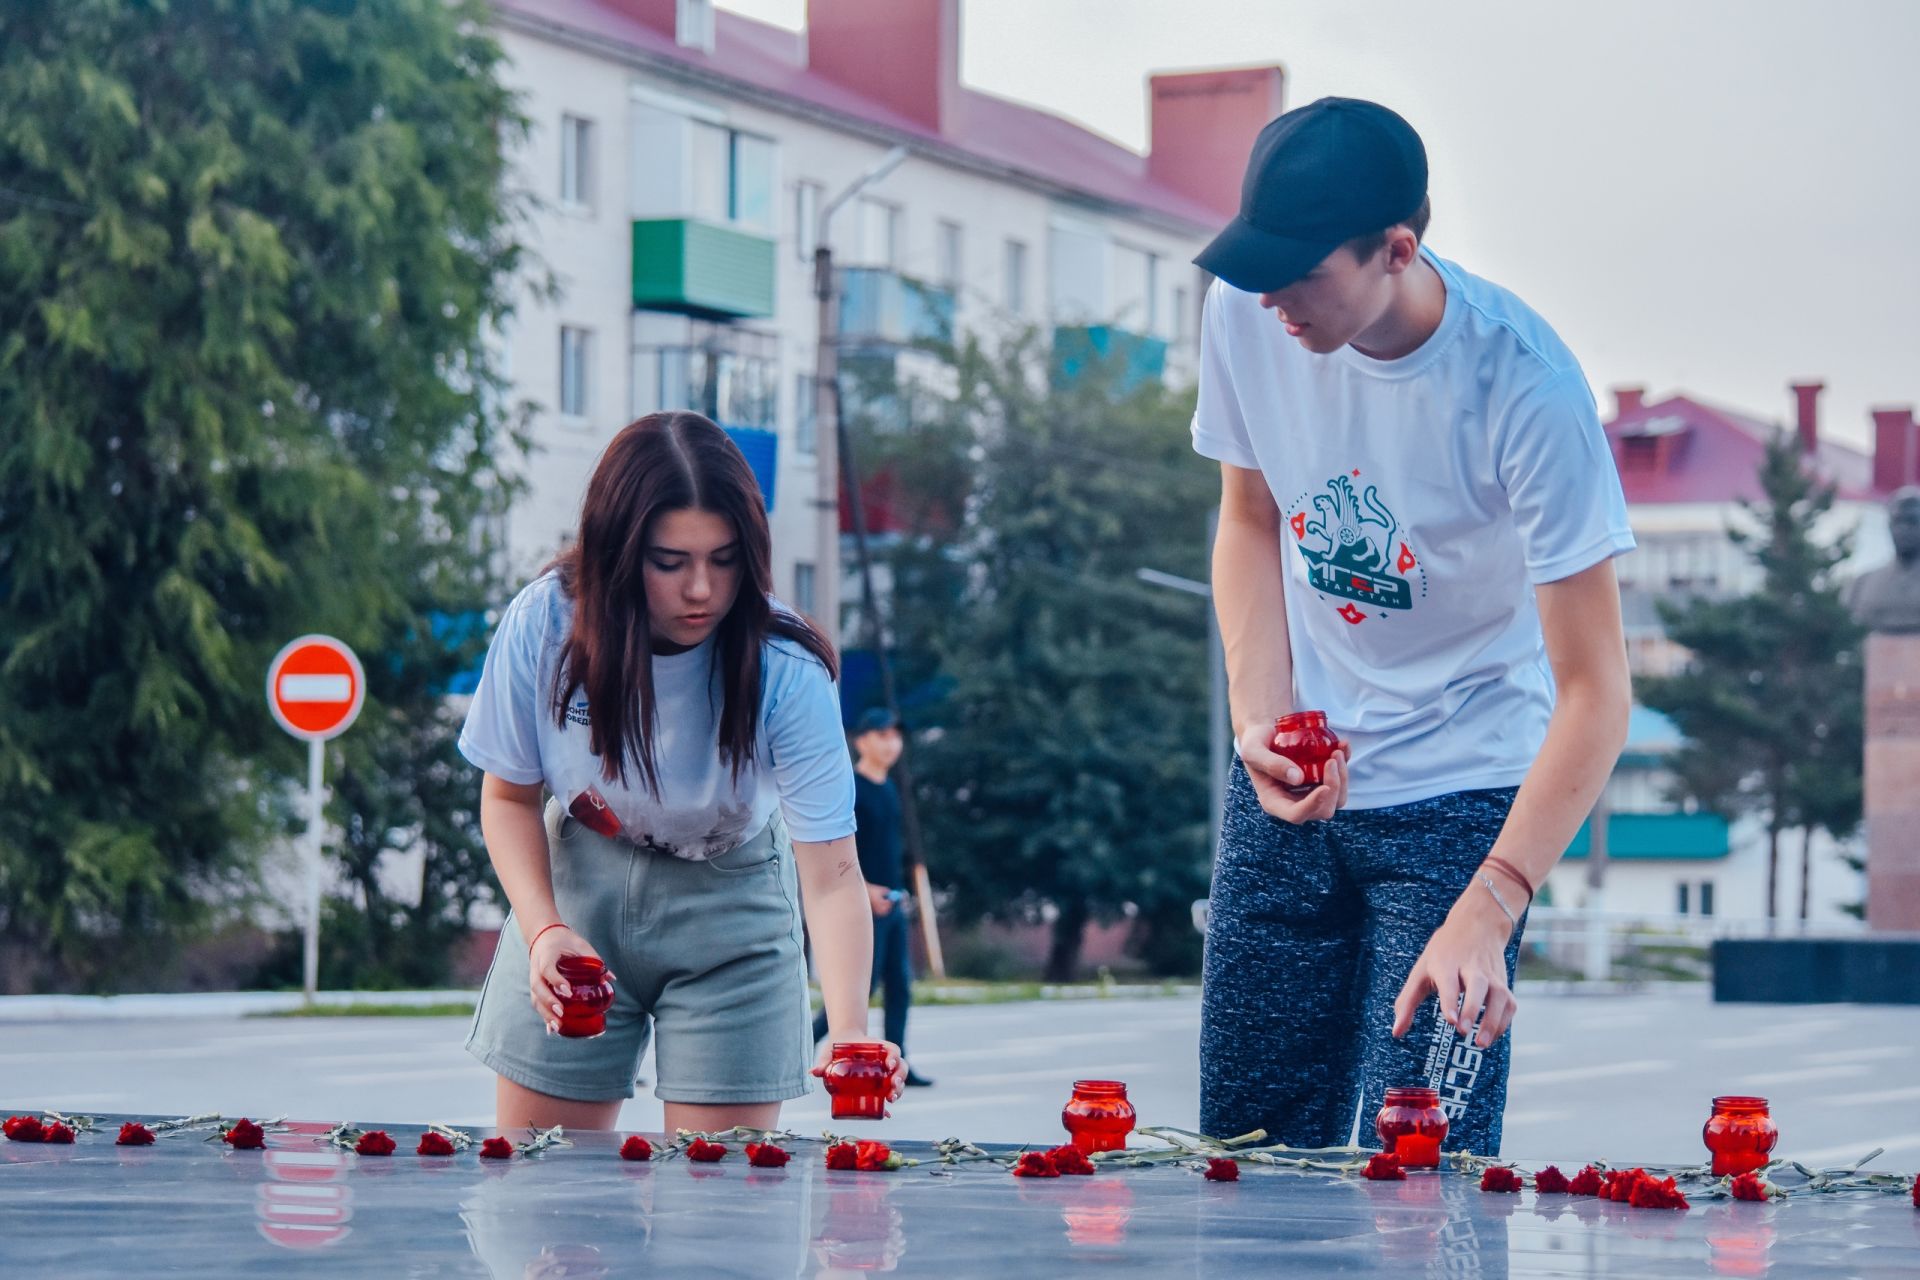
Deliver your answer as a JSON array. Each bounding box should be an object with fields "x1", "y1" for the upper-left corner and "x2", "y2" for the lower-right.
[
  {"x1": 823, "y1": 1043, "x2": 891, "y2": 1120},
  {"x1": 1703, "y1": 1096, "x2": 1778, "y2": 1177},
  {"x1": 1375, "y1": 1087, "x2": 1448, "y2": 1169},
  {"x1": 1271, "y1": 711, "x2": 1341, "y2": 795},
  {"x1": 1062, "y1": 1080, "x2": 1136, "y2": 1154},
  {"x1": 554, "y1": 956, "x2": 615, "y2": 1038}
]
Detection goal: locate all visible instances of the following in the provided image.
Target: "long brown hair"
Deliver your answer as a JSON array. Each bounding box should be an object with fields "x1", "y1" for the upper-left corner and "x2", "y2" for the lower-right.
[{"x1": 547, "y1": 411, "x2": 837, "y2": 794}]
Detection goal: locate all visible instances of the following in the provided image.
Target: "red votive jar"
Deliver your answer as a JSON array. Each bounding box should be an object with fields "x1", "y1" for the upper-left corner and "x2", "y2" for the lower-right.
[
  {"x1": 1062, "y1": 1080, "x2": 1136, "y2": 1154},
  {"x1": 1271, "y1": 711, "x2": 1342, "y2": 795},
  {"x1": 1703, "y1": 1096, "x2": 1778, "y2": 1177},
  {"x1": 823, "y1": 1044, "x2": 891, "y2": 1120},
  {"x1": 1376, "y1": 1087, "x2": 1448, "y2": 1169},
  {"x1": 554, "y1": 956, "x2": 615, "y2": 1038}
]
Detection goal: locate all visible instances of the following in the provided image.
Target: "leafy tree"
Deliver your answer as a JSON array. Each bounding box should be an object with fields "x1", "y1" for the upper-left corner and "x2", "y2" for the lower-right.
[
  {"x1": 1639, "y1": 432, "x2": 1864, "y2": 920},
  {"x1": 0, "y1": 0, "x2": 526, "y2": 989},
  {"x1": 851, "y1": 330, "x2": 1218, "y2": 980}
]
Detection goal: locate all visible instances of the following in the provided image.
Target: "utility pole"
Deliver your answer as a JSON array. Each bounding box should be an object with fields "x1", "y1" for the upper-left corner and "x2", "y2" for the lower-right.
[{"x1": 811, "y1": 145, "x2": 908, "y2": 650}]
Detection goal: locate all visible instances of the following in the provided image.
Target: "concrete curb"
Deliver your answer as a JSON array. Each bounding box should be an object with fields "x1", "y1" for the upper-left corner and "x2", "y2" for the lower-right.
[{"x1": 0, "y1": 990, "x2": 478, "y2": 1022}]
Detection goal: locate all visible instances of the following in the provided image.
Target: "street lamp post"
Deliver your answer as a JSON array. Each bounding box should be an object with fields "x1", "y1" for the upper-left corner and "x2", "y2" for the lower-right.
[{"x1": 1136, "y1": 508, "x2": 1229, "y2": 861}]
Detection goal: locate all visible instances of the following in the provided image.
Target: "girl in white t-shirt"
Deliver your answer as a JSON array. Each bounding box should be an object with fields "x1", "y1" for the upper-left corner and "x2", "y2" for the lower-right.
[{"x1": 459, "y1": 411, "x2": 904, "y2": 1134}]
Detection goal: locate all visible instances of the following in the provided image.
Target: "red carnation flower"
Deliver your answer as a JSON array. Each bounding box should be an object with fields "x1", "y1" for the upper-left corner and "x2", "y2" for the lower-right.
[
  {"x1": 1729, "y1": 1172, "x2": 1770, "y2": 1202},
  {"x1": 746, "y1": 1142, "x2": 791, "y2": 1168},
  {"x1": 687, "y1": 1139, "x2": 727, "y2": 1163},
  {"x1": 1566, "y1": 1165, "x2": 1604, "y2": 1196},
  {"x1": 619, "y1": 1135, "x2": 653, "y2": 1162},
  {"x1": 223, "y1": 1119, "x2": 265, "y2": 1150},
  {"x1": 1532, "y1": 1165, "x2": 1571, "y2": 1194},
  {"x1": 479, "y1": 1137, "x2": 514, "y2": 1159},
  {"x1": 417, "y1": 1132, "x2": 456, "y2": 1157},
  {"x1": 354, "y1": 1130, "x2": 396, "y2": 1156},
  {"x1": 116, "y1": 1122, "x2": 156, "y2": 1147},
  {"x1": 1600, "y1": 1168, "x2": 1646, "y2": 1202},
  {"x1": 1012, "y1": 1151, "x2": 1060, "y2": 1178},
  {"x1": 825, "y1": 1142, "x2": 858, "y2": 1170},
  {"x1": 1362, "y1": 1152, "x2": 1406, "y2": 1181},
  {"x1": 1204, "y1": 1158, "x2": 1240, "y2": 1183},
  {"x1": 4, "y1": 1116, "x2": 45, "y2": 1143},
  {"x1": 854, "y1": 1140, "x2": 897, "y2": 1172},
  {"x1": 42, "y1": 1122, "x2": 75, "y2": 1145},
  {"x1": 1628, "y1": 1174, "x2": 1688, "y2": 1210},
  {"x1": 1046, "y1": 1145, "x2": 1095, "y2": 1176},
  {"x1": 1480, "y1": 1166, "x2": 1523, "y2": 1193}
]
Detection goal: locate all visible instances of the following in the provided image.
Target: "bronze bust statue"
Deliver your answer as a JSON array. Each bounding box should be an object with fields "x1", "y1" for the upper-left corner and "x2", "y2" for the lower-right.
[{"x1": 1847, "y1": 487, "x2": 1920, "y2": 633}]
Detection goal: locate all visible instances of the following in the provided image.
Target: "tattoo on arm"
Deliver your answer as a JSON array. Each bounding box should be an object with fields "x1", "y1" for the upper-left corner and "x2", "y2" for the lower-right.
[{"x1": 835, "y1": 858, "x2": 855, "y2": 878}]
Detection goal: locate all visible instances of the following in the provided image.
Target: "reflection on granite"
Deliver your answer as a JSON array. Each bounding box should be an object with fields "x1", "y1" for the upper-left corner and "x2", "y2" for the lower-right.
[{"x1": 1, "y1": 1116, "x2": 1917, "y2": 1277}]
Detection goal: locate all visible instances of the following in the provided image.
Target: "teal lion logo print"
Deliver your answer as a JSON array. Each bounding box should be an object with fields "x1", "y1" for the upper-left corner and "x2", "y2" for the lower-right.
[{"x1": 1288, "y1": 472, "x2": 1423, "y2": 625}]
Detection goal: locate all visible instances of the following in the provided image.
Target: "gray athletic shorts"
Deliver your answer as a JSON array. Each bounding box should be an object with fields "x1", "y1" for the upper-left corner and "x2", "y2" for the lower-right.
[{"x1": 465, "y1": 798, "x2": 814, "y2": 1105}]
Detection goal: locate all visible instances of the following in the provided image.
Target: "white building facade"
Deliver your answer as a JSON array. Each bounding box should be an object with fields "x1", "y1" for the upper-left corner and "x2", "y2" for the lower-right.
[{"x1": 487, "y1": 0, "x2": 1276, "y2": 635}]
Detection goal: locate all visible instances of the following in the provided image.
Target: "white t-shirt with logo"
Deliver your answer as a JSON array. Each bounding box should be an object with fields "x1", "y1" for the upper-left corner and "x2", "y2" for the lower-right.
[
  {"x1": 457, "y1": 573, "x2": 856, "y2": 857},
  {"x1": 1192, "y1": 248, "x2": 1635, "y2": 809}
]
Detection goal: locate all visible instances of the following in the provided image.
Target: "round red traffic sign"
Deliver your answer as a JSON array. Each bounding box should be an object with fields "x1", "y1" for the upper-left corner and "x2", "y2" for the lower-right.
[{"x1": 266, "y1": 635, "x2": 365, "y2": 742}]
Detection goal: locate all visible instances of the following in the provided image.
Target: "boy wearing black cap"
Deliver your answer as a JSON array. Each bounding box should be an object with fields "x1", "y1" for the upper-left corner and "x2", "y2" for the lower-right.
[
  {"x1": 812, "y1": 707, "x2": 932, "y2": 1086},
  {"x1": 1191, "y1": 98, "x2": 1634, "y2": 1154}
]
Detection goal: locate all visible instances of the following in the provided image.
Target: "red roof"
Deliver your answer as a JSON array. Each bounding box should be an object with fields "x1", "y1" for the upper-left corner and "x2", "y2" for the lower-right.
[
  {"x1": 497, "y1": 0, "x2": 1224, "y2": 230},
  {"x1": 1605, "y1": 394, "x2": 1880, "y2": 505}
]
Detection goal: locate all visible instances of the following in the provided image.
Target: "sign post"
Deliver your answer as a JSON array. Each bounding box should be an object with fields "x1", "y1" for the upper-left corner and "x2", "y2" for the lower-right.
[{"x1": 266, "y1": 635, "x2": 365, "y2": 1006}]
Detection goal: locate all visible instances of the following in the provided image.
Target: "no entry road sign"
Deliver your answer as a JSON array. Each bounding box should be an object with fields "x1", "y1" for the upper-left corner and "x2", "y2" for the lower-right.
[
  {"x1": 266, "y1": 634, "x2": 365, "y2": 1004},
  {"x1": 267, "y1": 636, "x2": 365, "y2": 742}
]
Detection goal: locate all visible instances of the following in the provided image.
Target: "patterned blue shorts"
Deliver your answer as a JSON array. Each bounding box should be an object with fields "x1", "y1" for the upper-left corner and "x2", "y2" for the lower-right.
[{"x1": 1200, "y1": 759, "x2": 1523, "y2": 1155}]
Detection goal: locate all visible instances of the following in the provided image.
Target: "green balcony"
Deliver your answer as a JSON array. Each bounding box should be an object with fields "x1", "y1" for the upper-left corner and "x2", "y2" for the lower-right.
[
  {"x1": 1561, "y1": 811, "x2": 1731, "y2": 861},
  {"x1": 631, "y1": 218, "x2": 775, "y2": 320}
]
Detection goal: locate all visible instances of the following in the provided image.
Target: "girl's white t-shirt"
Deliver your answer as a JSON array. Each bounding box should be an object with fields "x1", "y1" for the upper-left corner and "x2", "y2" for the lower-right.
[
  {"x1": 1192, "y1": 248, "x2": 1635, "y2": 809},
  {"x1": 458, "y1": 573, "x2": 855, "y2": 857}
]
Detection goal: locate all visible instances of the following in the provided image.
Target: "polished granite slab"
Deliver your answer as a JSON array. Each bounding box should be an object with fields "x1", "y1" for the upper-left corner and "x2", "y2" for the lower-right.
[{"x1": 2, "y1": 1116, "x2": 1917, "y2": 1277}]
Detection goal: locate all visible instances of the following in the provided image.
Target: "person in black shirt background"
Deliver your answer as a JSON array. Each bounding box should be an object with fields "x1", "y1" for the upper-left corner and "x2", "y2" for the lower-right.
[{"x1": 812, "y1": 707, "x2": 933, "y2": 1087}]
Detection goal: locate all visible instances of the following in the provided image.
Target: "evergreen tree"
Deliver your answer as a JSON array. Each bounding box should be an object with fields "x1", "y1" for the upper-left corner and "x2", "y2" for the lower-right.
[
  {"x1": 1639, "y1": 432, "x2": 1864, "y2": 920},
  {"x1": 0, "y1": 1, "x2": 526, "y2": 989}
]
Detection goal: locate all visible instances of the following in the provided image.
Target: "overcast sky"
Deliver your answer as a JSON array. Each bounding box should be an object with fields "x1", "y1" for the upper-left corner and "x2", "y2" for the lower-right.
[{"x1": 721, "y1": 0, "x2": 1919, "y2": 450}]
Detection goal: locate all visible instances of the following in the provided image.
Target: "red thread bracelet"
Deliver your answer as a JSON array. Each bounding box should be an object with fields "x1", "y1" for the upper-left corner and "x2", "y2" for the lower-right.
[
  {"x1": 529, "y1": 921, "x2": 569, "y2": 953},
  {"x1": 1480, "y1": 855, "x2": 1535, "y2": 906}
]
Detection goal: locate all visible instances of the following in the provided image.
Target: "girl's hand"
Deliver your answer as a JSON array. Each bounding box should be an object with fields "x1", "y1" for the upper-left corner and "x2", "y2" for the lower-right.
[
  {"x1": 528, "y1": 925, "x2": 608, "y2": 1034},
  {"x1": 811, "y1": 1035, "x2": 907, "y2": 1101}
]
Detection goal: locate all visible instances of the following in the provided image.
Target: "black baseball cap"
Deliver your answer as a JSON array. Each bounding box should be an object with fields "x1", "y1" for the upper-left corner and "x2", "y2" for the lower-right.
[
  {"x1": 1194, "y1": 97, "x2": 1428, "y2": 294},
  {"x1": 851, "y1": 707, "x2": 902, "y2": 735}
]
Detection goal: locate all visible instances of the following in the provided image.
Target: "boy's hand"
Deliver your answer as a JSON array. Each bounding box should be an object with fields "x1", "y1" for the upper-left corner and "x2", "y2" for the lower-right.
[{"x1": 1237, "y1": 722, "x2": 1348, "y2": 823}]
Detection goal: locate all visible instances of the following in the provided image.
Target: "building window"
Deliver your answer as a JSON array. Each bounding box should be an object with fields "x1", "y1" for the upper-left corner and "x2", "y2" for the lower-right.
[
  {"x1": 1112, "y1": 243, "x2": 1157, "y2": 334},
  {"x1": 1004, "y1": 238, "x2": 1028, "y2": 316},
  {"x1": 690, "y1": 120, "x2": 775, "y2": 231},
  {"x1": 794, "y1": 561, "x2": 817, "y2": 615},
  {"x1": 1675, "y1": 882, "x2": 1690, "y2": 915},
  {"x1": 560, "y1": 115, "x2": 594, "y2": 212},
  {"x1": 794, "y1": 371, "x2": 818, "y2": 456},
  {"x1": 1699, "y1": 881, "x2": 1715, "y2": 917},
  {"x1": 937, "y1": 219, "x2": 963, "y2": 289},
  {"x1": 731, "y1": 133, "x2": 775, "y2": 231},
  {"x1": 856, "y1": 197, "x2": 899, "y2": 269},
  {"x1": 559, "y1": 326, "x2": 592, "y2": 421},
  {"x1": 795, "y1": 181, "x2": 823, "y2": 261},
  {"x1": 1172, "y1": 284, "x2": 1192, "y2": 345},
  {"x1": 635, "y1": 323, "x2": 779, "y2": 430}
]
